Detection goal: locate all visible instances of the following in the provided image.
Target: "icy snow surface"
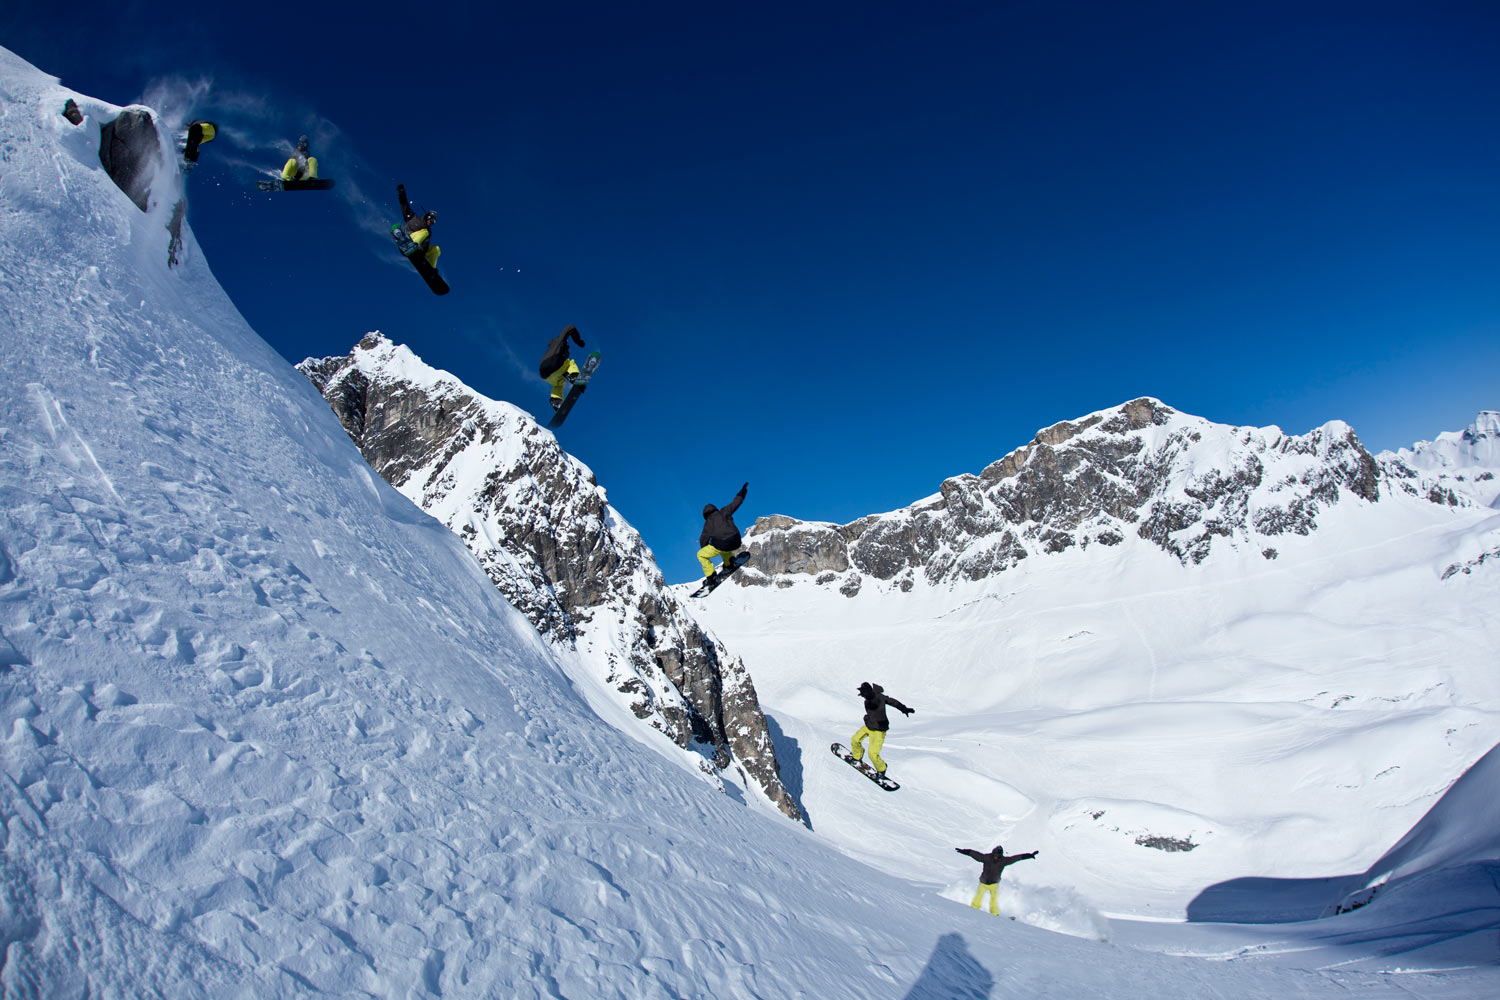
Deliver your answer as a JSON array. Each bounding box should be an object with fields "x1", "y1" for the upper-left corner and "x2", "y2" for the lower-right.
[{"x1": 0, "y1": 45, "x2": 1495, "y2": 997}]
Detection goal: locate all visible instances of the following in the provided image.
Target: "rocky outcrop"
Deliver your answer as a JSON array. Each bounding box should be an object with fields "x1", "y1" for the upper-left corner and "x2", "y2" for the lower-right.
[
  {"x1": 746, "y1": 397, "x2": 1449, "y2": 592},
  {"x1": 300, "y1": 334, "x2": 800, "y2": 820},
  {"x1": 97, "y1": 108, "x2": 160, "y2": 212}
]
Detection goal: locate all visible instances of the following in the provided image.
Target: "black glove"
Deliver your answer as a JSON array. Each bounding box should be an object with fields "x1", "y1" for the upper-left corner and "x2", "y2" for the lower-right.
[
  {"x1": 741, "y1": 482, "x2": 749, "y2": 493},
  {"x1": 954, "y1": 848, "x2": 964, "y2": 854},
  {"x1": 901, "y1": 707, "x2": 914, "y2": 716}
]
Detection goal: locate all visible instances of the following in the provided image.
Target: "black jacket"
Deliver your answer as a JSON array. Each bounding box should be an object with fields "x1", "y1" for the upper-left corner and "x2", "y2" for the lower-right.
[
  {"x1": 860, "y1": 687, "x2": 912, "y2": 732},
  {"x1": 539, "y1": 325, "x2": 586, "y2": 379},
  {"x1": 957, "y1": 847, "x2": 1037, "y2": 884},
  {"x1": 397, "y1": 184, "x2": 431, "y2": 235},
  {"x1": 699, "y1": 484, "x2": 747, "y2": 550}
]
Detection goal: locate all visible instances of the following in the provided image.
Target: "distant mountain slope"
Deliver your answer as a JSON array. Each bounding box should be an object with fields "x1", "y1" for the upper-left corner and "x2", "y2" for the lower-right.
[
  {"x1": 737, "y1": 397, "x2": 1485, "y2": 595},
  {"x1": 299, "y1": 334, "x2": 799, "y2": 819},
  {"x1": 1383, "y1": 410, "x2": 1500, "y2": 509}
]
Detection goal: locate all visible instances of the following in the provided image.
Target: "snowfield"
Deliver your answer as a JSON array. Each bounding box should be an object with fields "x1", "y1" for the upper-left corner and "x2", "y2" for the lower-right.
[{"x1": 1, "y1": 45, "x2": 1496, "y2": 998}]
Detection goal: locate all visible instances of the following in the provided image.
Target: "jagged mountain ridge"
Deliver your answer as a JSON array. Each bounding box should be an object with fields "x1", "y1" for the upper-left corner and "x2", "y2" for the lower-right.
[
  {"x1": 739, "y1": 397, "x2": 1483, "y2": 593},
  {"x1": 299, "y1": 333, "x2": 798, "y2": 819},
  {"x1": 1382, "y1": 410, "x2": 1500, "y2": 509}
]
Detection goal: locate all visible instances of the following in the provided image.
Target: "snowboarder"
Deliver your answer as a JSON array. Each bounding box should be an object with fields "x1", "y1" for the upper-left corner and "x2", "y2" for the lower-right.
[
  {"x1": 539, "y1": 325, "x2": 587, "y2": 411},
  {"x1": 955, "y1": 845, "x2": 1038, "y2": 915},
  {"x1": 281, "y1": 135, "x2": 319, "y2": 182},
  {"x1": 698, "y1": 483, "x2": 748, "y2": 580},
  {"x1": 398, "y1": 183, "x2": 441, "y2": 269},
  {"x1": 850, "y1": 682, "x2": 913, "y2": 778},
  {"x1": 183, "y1": 120, "x2": 216, "y2": 163}
]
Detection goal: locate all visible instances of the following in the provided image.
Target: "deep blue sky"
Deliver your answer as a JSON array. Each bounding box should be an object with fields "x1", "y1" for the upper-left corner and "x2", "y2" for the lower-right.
[{"x1": 6, "y1": 1, "x2": 1498, "y2": 580}]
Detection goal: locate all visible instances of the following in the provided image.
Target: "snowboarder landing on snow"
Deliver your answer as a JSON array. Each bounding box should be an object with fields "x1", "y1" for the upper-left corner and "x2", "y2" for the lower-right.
[
  {"x1": 281, "y1": 135, "x2": 318, "y2": 182},
  {"x1": 956, "y1": 845, "x2": 1038, "y2": 915},
  {"x1": 850, "y1": 682, "x2": 913, "y2": 778},
  {"x1": 539, "y1": 325, "x2": 587, "y2": 411},
  {"x1": 397, "y1": 183, "x2": 441, "y2": 269},
  {"x1": 698, "y1": 483, "x2": 748, "y2": 579}
]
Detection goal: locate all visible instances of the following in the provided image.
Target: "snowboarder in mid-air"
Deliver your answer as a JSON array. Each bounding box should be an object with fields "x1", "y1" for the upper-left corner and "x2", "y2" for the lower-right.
[
  {"x1": 540, "y1": 325, "x2": 587, "y2": 411},
  {"x1": 282, "y1": 135, "x2": 318, "y2": 182},
  {"x1": 390, "y1": 184, "x2": 449, "y2": 294},
  {"x1": 849, "y1": 682, "x2": 913, "y2": 779},
  {"x1": 260, "y1": 135, "x2": 335, "y2": 192},
  {"x1": 397, "y1": 183, "x2": 441, "y2": 269},
  {"x1": 183, "y1": 120, "x2": 216, "y2": 164},
  {"x1": 698, "y1": 483, "x2": 749, "y2": 583},
  {"x1": 955, "y1": 844, "x2": 1038, "y2": 915}
]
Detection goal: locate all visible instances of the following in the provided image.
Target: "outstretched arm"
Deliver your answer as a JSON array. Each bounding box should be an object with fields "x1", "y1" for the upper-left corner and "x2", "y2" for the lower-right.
[
  {"x1": 566, "y1": 325, "x2": 586, "y2": 348},
  {"x1": 397, "y1": 184, "x2": 414, "y2": 221},
  {"x1": 885, "y1": 696, "x2": 914, "y2": 716},
  {"x1": 721, "y1": 482, "x2": 748, "y2": 517},
  {"x1": 955, "y1": 848, "x2": 985, "y2": 862}
]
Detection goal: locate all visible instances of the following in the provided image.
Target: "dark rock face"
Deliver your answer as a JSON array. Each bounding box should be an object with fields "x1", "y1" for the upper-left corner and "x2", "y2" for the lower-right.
[
  {"x1": 97, "y1": 109, "x2": 160, "y2": 212},
  {"x1": 746, "y1": 398, "x2": 1435, "y2": 591},
  {"x1": 300, "y1": 334, "x2": 800, "y2": 820}
]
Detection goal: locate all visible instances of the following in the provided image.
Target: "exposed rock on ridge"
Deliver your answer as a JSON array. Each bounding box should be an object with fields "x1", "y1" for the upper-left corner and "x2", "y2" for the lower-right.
[
  {"x1": 1381, "y1": 410, "x2": 1500, "y2": 509},
  {"x1": 300, "y1": 334, "x2": 800, "y2": 819},
  {"x1": 743, "y1": 397, "x2": 1460, "y2": 592}
]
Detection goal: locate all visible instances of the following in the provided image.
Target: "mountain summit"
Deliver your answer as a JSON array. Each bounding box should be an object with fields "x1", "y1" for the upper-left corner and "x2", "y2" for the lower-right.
[
  {"x1": 738, "y1": 397, "x2": 1483, "y2": 594},
  {"x1": 300, "y1": 334, "x2": 800, "y2": 819}
]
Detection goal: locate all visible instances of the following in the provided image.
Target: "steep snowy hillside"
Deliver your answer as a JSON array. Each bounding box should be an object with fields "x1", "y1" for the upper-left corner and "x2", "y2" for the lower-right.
[
  {"x1": 1, "y1": 46, "x2": 1492, "y2": 997},
  {"x1": 299, "y1": 334, "x2": 798, "y2": 819},
  {"x1": 693, "y1": 400, "x2": 1500, "y2": 932}
]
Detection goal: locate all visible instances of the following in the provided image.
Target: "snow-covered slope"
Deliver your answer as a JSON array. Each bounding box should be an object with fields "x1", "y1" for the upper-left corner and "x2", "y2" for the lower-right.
[
  {"x1": 692, "y1": 401, "x2": 1500, "y2": 952},
  {"x1": 1384, "y1": 410, "x2": 1500, "y2": 509},
  {"x1": 1, "y1": 46, "x2": 1494, "y2": 996},
  {"x1": 298, "y1": 334, "x2": 799, "y2": 819}
]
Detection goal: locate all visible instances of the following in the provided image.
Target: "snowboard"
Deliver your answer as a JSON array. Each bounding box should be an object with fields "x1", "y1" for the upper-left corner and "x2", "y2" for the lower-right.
[
  {"x1": 689, "y1": 551, "x2": 752, "y2": 598},
  {"x1": 182, "y1": 120, "x2": 217, "y2": 164},
  {"x1": 830, "y1": 742, "x2": 900, "y2": 791},
  {"x1": 390, "y1": 224, "x2": 450, "y2": 296},
  {"x1": 258, "y1": 177, "x2": 336, "y2": 192},
  {"x1": 546, "y1": 351, "x2": 602, "y2": 428}
]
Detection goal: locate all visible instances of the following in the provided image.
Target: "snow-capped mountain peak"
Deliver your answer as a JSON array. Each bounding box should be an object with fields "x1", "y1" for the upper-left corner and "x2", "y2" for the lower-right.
[
  {"x1": 300, "y1": 333, "x2": 801, "y2": 819},
  {"x1": 1383, "y1": 410, "x2": 1500, "y2": 508}
]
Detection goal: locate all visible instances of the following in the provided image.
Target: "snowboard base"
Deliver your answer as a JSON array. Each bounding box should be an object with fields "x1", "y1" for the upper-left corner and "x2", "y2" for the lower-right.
[
  {"x1": 259, "y1": 177, "x2": 336, "y2": 192},
  {"x1": 547, "y1": 351, "x2": 602, "y2": 428},
  {"x1": 831, "y1": 742, "x2": 899, "y2": 791},
  {"x1": 390, "y1": 224, "x2": 450, "y2": 295},
  {"x1": 690, "y1": 552, "x2": 752, "y2": 598}
]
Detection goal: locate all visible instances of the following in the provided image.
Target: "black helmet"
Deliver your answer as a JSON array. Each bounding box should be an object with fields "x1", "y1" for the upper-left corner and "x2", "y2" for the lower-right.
[
  {"x1": 297, "y1": 134, "x2": 309, "y2": 150},
  {"x1": 702, "y1": 504, "x2": 717, "y2": 518},
  {"x1": 424, "y1": 210, "x2": 438, "y2": 225},
  {"x1": 993, "y1": 845, "x2": 1004, "y2": 855},
  {"x1": 858, "y1": 682, "x2": 874, "y2": 697}
]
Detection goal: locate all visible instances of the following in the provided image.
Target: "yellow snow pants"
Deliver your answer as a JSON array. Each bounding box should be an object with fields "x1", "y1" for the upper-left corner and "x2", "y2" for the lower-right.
[
  {"x1": 406, "y1": 227, "x2": 441, "y2": 268},
  {"x1": 281, "y1": 155, "x2": 319, "y2": 180},
  {"x1": 851, "y1": 726, "x2": 887, "y2": 773},
  {"x1": 697, "y1": 545, "x2": 737, "y2": 578},
  {"x1": 971, "y1": 882, "x2": 1000, "y2": 915},
  {"x1": 545, "y1": 359, "x2": 582, "y2": 402}
]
